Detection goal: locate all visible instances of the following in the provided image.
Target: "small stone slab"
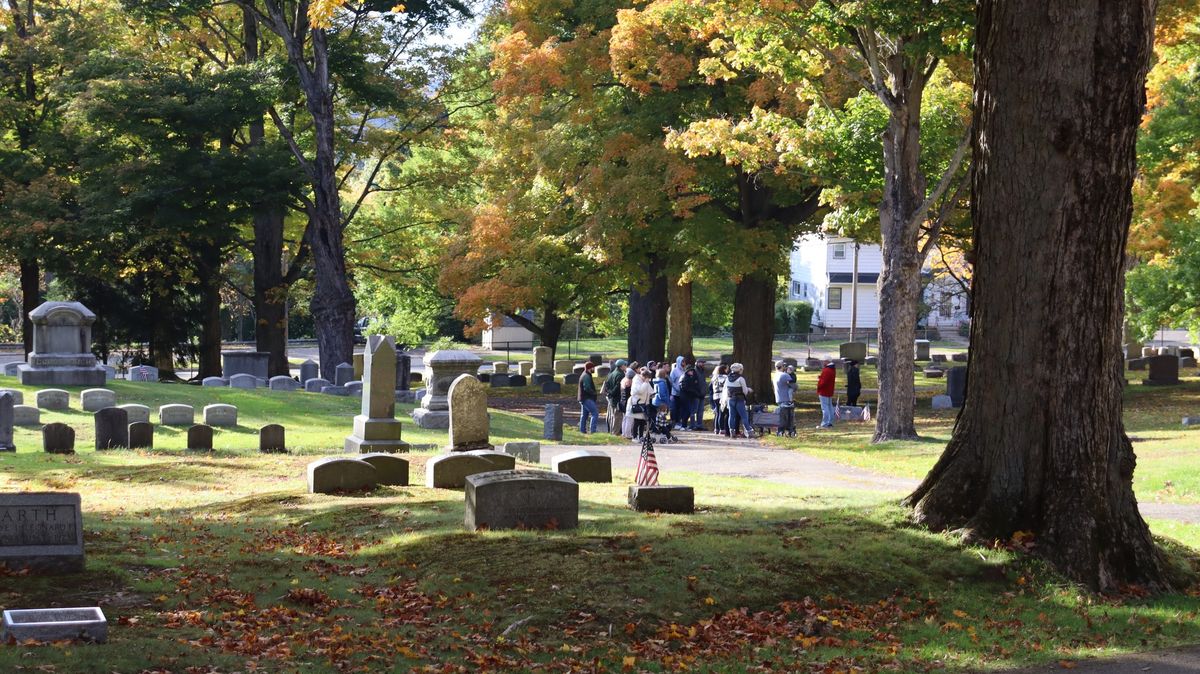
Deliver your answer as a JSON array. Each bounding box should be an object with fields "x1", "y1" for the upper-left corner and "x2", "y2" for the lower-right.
[
  {"x1": 229, "y1": 373, "x2": 257, "y2": 389},
  {"x1": 307, "y1": 457, "x2": 378, "y2": 494},
  {"x1": 426, "y1": 452, "x2": 512, "y2": 489},
  {"x1": 518, "y1": 362, "x2": 533, "y2": 376},
  {"x1": 1183, "y1": 357, "x2": 1198, "y2": 369},
  {"x1": 572, "y1": 364, "x2": 586, "y2": 375},
  {"x1": 42, "y1": 423, "x2": 75, "y2": 455},
  {"x1": 563, "y1": 373, "x2": 580, "y2": 386},
  {"x1": 2, "y1": 607, "x2": 106, "y2": 644},
  {"x1": 203, "y1": 403, "x2": 238, "y2": 427},
  {"x1": 551, "y1": 450, "x2": 612, "y2": 483},
  {"x1": 201, "y1": 376, "x2": 228, "y2": 387},
  {"x1": 532, "y1": 373, "x2": 554, "y2": 386},
  {"x1": 299, "y1": 360, "x2": 319, "y2": 383},
  {"x1": 448, "y1": 374, "x2": 490, "y2": 451},
  {"x1": 358, "y1": 453, "x2": 409, "y2": 485},
  {"x1": 186, "y1": 424, "x2": 213, "y2": 451},
  {"x1": 490, "y1": 374, "x2": 511, "y2": 388},
  {"x1": 0, "y1": 389, "x2": 24, "y2": 405},
  {"x1": 923, "y1": 368, "x2": 945, "y2": 379},
  {"x1": 334, "y1": 362, "x2": 355, "y2": 386},
  {"x1": 541, "y1": 381, "x2": 562, "y2": 394},
  {"x1": 118, "y1": 404, "x2": 150, "y2": 425},
  {"x1": 259, "y1": 424, "x2": 286, "y2": 453},
  {"x1": 304, "y1": 377, "x2": 331, "y2": 393},
  {"x1": 128, "y1": 422, "x2": 153, "y2": 449},
  {"x1": 269, "y1": 376, "x2": 299, "y2": 391},
  {"x1": 129, "y1": 365, "x2": 158, "y2": 382},
  {"x1": 13, "y1": 405, "x2": 40, "y2": 426},
  {"x1": 465, "y1": 470, "x2": 579, "y2": 531},
  {"x1": 932, "y1": 395, "x2": 954, "y2": 410},
  {"x1": 508, "y1": 375, "x2": 527, "y2": 387},
  {"x1": 3, "y1": 362, "x2": 21, "y2": 376},
  {"x1": 467, "y1": 450, "x2": 516, "y2": 470},
  {"x1": 553, "y1": 360, "x2": 574, "y2": 375},
  {"x1": 0, "y1": 492, "x2": 84, "y2": 573},
  {"x1": 1184, "y1": 417, "x2": 1200, "y2": 427},
  {"x1": 493, "y1": 362, "x2": 509, "y2": 375},
  {"x1": 543, "y1": 404, "x2": 563, "y2": 441},
  {"x1": 503, "y1": 441, "x2": 541, "y2": 463},
  {"x1": 951, "y1": 353, "x2": 968, "y2": 362},
  {"x1": 1127, "y1": 358, "x2": 1148, "y2": 371},
  {"x1": 321, "y1": 385, "x2": 351, "y2": 396},
  {"x1": 159, "y1": 404, "x2": 194, "y2": 426},
  {"x1": 930, "y1": 354, "x2": 948, "y2": 363},
  {"x1": 345, "y1": 381, "x2": 364, "y2": 395},
  {"x1": 36, "y1": 389, "x2": 69, "y2": 410},
  {"x1": 94, "y1": 407, "x2": 129, "y2": 450},
  {"x1": 628, "y1": 485, "x2": 694, "y2": 514}
]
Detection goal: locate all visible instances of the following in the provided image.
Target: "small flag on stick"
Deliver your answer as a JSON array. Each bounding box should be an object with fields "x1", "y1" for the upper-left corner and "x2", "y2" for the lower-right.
[{"x1": 635, "y1": 440, "x2": 659, "y2": 486}]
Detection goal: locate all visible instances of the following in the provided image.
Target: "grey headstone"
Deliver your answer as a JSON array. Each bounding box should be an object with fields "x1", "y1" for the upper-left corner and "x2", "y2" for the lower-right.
[
  {"x1": 186, "y1": 424, "x2": 213, "y2": 451},
  {"x1": 1128, "y1": 358, "x2": 1148, "y2": 371},
  {"x1": 159, "y1": 404, "x2": 194, "y2": 426},
  {"x1": 102, "y1": 365, "x2": 115, "y2": 382},
  {"x1": 94, "y1": 407, "x2": 129, "y2": 450},
  {"x1": 932, "y1": 395, "x2": 954, "y2": 410},
  {"x1": 923, "y1": 368, "x2": 944, "y2": 379},
  {"x1": 203, "y1": 403, "x2": 237, "y2": 427},
  {"x1": 596, "y1": 365, "x2": 611, "y2": 378},
  {"x1": 1183, "y1": 357, "x2": 1197, "y2": 369},
  {"x1": 129, "y1": 365, "x2": 158, "y2": 382},
  {"x1": 345, "y1": 380, "x2": 364, "y2": 394},
  {"x1": 118, "y1": 404, "x2": 150, "y2": 425},
  {"x1": 533, "y1": 373, "x2": 554, "y2": 386},
  {"x1": 42, "y1": 423, "x2": 75, "y2": 455},
  {"x1": 221, "y1": 350, "x2": 269, "y2": 379},
  {"x1": 465, "y1": 470, "x2": 579, "y2": 531},
  {"x1": 628, "y1": 485, "x2": 694, "y2": 514},
  {"x1": 304, "y1": 377, "x2": 331, "y2": 393},
  {"x1": 307, "y1": 457, "x2": 378, "y2": 494},
  {"x1": 358, "y1": 453, "x2": 409, "y2": 485},
  {"x1": 128, "y1": 422, "x2": 153, "y2": 449},
  {"x1": 229, "y1": 373, "x2": 257, "y2": 389},
  {"x1": 864, "y1": 356, "x2": 879, "y2": 367},
  {"x1": 0, "y1": 392, "x2": 12, "y2": 451},
  {"x1": 508, "y1": 375, "x2": 526, "y2": 387},
  {"x1": 503, "y1": 441, "x2": 541, "y2": 463},
  {"x1": 80, "y1": 388, "x2": 115, "y2": 412},
  {"x1": 425, "y1": 452, "x2": 512, "y2": 489},
  {"x1": 543, "y1": 404, "x2": 563, "y2": 441},
  {"x1": 518, "y1": 362, "x2": 533, "y2": 377},
  {"x1": 551, "y1": 449, "x2": 612, "y2": 483},
  {"x1": 395, "y1": 352, "x2": 411, "y2": 391},
  {"x1": 0, "y1": 492, "x2": 84, "y2": 573},
  {"x1": 532, "y1": 347, "x2": 553, "y2": 376},
  {"x1": 571, "y1": 364, "x2": 586, "y2": 375},
  {"x1": 931, "y1": 354, "x2": 947, "y2": 363},
  {"x1": 259, "y1": 424, "x2": 286, "y2": 453},
  {"x1": 334, "y1": 362, "x2": 355, "y2": 386},
  {"x1": 588, "y1": 354, "x2": 603, "y2": 366},
  {"x1": 13, "y1": 405, "x2": 39, "y2": 427},
  {"x1": 3, "y1": 362, "x2": 21, "y2": 377},
  {"x1": 1184, "y1": 417, "x2": 1200, "y2": 427},
  {"x1": 0, "y1": 389, "x2": 23, "y2": 405},
  {"x1": 1141, "y1": 346, "x2": 1157, "y2": 358},
  {"x1": 490, "y1": 374, "x2": 511, "y2": 388},
  {"x1": 1181, "y1": 348, "x2": 1196, "y2": 359},
  {"x1": 914, "y1": 339, "x2": 931, "y2": 360},
  {"x1": 299, "y1": 359, "x2": 319, "y2": 384},
  {"x1": 448, "y1": 374, "x2": 491, "y2": 451},
  {"x1": 951, "y1": 352, "x2": 968, "y2": 362},
  {"x1": 269, "y1": 376, "x2": 299, "y2": 391},
  {"x1": 946, "y1": 367, "x2": 968, "y2": 407},
  {"x1": 201, "y1": 376, "x2": 228, "y2": 387},
  {"x1": 541, "y1": 381, "x2": 562, "y2": 394},
  {"x1": 839, "y1": 342, "x2": 867, "y2": 362},
  {"x1": 563, "y1": 373, "x2": 580, "y2": 386},
  {"x1": 1144, "y1": 355, "x2": 1180, "y2": 386},
  {"x1": 321, "y1": 385, "x2": 351, "y2": 396},
  {"x1": 345, "y1": 335, "x2": 409, "y2": 454},
  {"x1": 18, "y1": 302, "x2": 106, "y2": 387},
  {"x1": 493, "y1": 362, "x2": 510, "y2": 375},
  {"x1": 2, "y1": 607, "x2": 106, "y2": 644},
  {"x1": 478, "y1": 372, "x2": 491, "y2": 384},
  {"x1": 36, "y1": 389, "x2": 69, "y2": 410}
]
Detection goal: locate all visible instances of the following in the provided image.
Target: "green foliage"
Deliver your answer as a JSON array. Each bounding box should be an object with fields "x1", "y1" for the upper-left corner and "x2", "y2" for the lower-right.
[{"x1": 774, "y1": 300, "x2": 813, "y2": 336}]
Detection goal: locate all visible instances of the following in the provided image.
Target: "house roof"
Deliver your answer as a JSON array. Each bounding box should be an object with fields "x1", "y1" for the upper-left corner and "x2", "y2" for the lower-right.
[{"x1": 828, "y1": 272, "x2": 879, "y2": 284}]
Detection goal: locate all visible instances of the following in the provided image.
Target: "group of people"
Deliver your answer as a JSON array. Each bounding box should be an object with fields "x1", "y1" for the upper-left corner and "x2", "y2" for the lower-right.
[{"x1": 575, "y1": 353, "x2": 865, "y2": 437}]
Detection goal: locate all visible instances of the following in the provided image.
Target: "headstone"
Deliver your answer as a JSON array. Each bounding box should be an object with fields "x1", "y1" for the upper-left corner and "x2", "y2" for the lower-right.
[
  {"x1": 518, "y1": 362, "x2": 533, "y2": 377},
  {"x1": 839, "y1": 342, "x2": 867, "y2": 362},
  {"x1": 951, "y1": 352, "x2": 968, "y2": 362},
  {"x1": 1183, "y1": 417, "x2": 1200, "y2": 427},
  {"x1": 1141, "y1": 346, "x2": 1157, "y2": 358},
  {"x1": 129, "y1": 365, "x2": 159, "y2": 382},
  {"x1": 503, "y1": 441, "x2": 541, "y2": 463},
  {"x1": 128, "y1": 422, "x2": 153, "y2": 449},
  {"x1": 321, "y1": 385, "x2": 350, "y2": 396},
  {"x1": 0, "y1": 492, "x2": 84, "y2": 573},
  {"x1": 532, "y1": 346, "x2": 554, "y2": 378},
  {"x1": 946, "y1": 367, "x2": 968, "y2": 407},
  {"x1": 203, "y1": 403, "x2": 238, "y2": 427},
  {"x1": 307, "y1": 457, "x2": 378, "y2": 494},
  {"x1": 2, "y1": 607, "x2": 106, "y2": 644},
  {"x1": 533, "y1": 373, "x2": 555, "y2": 385},
  {"x1": 478, "y1": 372, "x2": 491, "y2": 384},
  {"x1": 1159, "y1": 346, "x2": 1177, "y2": 357},
  {"x1": 93, "y1": 408, "x2": 129, "y2": 450},
  {"x1": 563, "y1": 373, "x2": 580, "y2": 386},
  {"x1": 269, "y1": 376, "x2": 299, "y2": 391},
  {"x1": 489, "y1": 374, "x2": 511, "y2": 388},
  {"x1": 0, "y1": 392, "x2": 12, "y2": 452},
  {"x1": 1182, "y1": 357, "x2": 1198, "y2": 369},
  {"x1": 586, "y1": 354, "x2": 602, "y2": 366},
  {"x1": 914, "y1": 339, "x2": 931, "y2": 360},
  {"x1": 18, "y1": 302, "x2": 106, "y2": 386},
  {"x1": 554, "y1": 360, "x2": 574, "y2": 375},
  {"x1": 186, "y1": 424, "x2": 213, "y2": 451},
  {"x1": 923, "y1": 368, "x2": 944, "y2": 379},
  {"x1": 465, "y1": 470, "x2": 579, "y2": 531},
  {"x1": 345, "y1": 380, "x2": 364, "y2": 395},
  {"x1": 358, "y1": 453, "x2": 409, "y2": 485},
  {"x1": 394, "y1": 390, "x2": 421, "y2": 404},
  {"x1": 541, "y1": 381, "x2": 562, "y2": 395},
  {"x1": 412, "y1": 350, "x2": 482, "y2": 430},
  {"x1": 102, "y1": 365, "x2": 116, "y2": 382},
  {"x1": 395, "y1": 352, "x2": 411, "y2": 391},
  {"x1": 334, "y1": 362, "x2": 355, "y2": 386},
  {"x1": 931, "y1": 354, "x2": 947, "y2": 363},
  {"x1": 159, "y1": 404, "x2": 194, "y2": 426},
  {"x1": 299, "y1": 359, "x2": 320, "y2": 384},
  {"x1": 932, "y1": 395, "x2": 954, "y2": 410},
  {"x1": 202, "y1": 376, "x2": 228, "y2": 387},
  {"x1": 1181, "y1": 348, "x2": 1196, "y2": 359},
  {"x1": 221, "y1": 351, "x2": 269, "y2": 379},
  {"x1": 425, "y1": 452, "x2": 511, "y2": 489},
  {"x1": 410, "y1": 372, "x2": 423, "y2": 384},
  {"x1": 118, "y1": 404, "x2": 150, "y2": 425},
  {"x1": 571, "y1": 364, "x2": 585, "y2": 375},
  {"x1": 493, "y1": 362, "x2": 510, "y2": 375},
  {"x1": 551, "y1": 450, "x2": 612, "y2": 483},
  {"x1": 352, "y1": 352, "x2": 365, "y2": 380},
  {"x1": 35, "y1": 389, "x2": 68, "y2": 410},
  {"x1": 80, "y1": 388, "x2": 115, "y2": 412},
  {"x1": 596, "y1": 365, "x2": 611, "y2": 379},
  {"x1": 0, "y1": 389, "x2": 23, "y2": 405},
  {"x1": 42, "y1": 423, "x2": 74, "y2": 455},
  {"x1": 1144, "y1": 355, "x2": 1180, "y2": 386},
  {"x1": 13, "y1": 405, "x2": 39, "y2": 426},
  {"x1": 508, "y1": 374, "x2": 527, "y2": 387},
  {"x1": 448, "y1": 374, "x2": 491, "y2": 451},
  {"x1": 628, "y1": 485, "x2": 694, "y2": 514},
  {"x1": 229, "y1": 373, "x2": 257, "y2": 389},
  {"x1": 345, "y1": 335, "x2": 409, "y2": 453},
  {"x1": 304, "y1": 377, "x2": 331, "y2": 393},
  {"x1": 259, "y1": 424, "x2": 286, "y2": 453},
  {"x1": 1128, "y1": 358, "x2": 1148, "y2": 371},
  {"x1": 543, "y1": 404, "x2": 563, "y2": 441},
  {"x1": 865, "y1": 356, "x2": 879, "y2": 366},
  {"x1": 3, "y1": 362, "x2": 21, "y2": 376}
]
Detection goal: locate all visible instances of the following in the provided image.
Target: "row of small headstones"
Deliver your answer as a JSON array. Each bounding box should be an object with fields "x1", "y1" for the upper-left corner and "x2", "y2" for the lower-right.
[
  {"x1": 38, "y1": 416, "x2": 286, "y2": 453},
  {"x1": 0, "y1": 389, "x2": 245, "y2": 428}
]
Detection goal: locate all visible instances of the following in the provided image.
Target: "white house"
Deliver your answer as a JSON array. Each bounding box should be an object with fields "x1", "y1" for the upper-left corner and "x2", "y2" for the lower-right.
[
  {"x1": 481, "y1": 311, "x2": 536, "y2": 349},
  {"x1": 789, "y1": 235, "x2": 969, "y2": 332}
]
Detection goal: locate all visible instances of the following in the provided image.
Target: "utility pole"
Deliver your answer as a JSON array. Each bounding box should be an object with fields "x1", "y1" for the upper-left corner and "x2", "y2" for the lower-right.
[{"x1": 850, "y1": 242, "x2": 860, "y2": 343}]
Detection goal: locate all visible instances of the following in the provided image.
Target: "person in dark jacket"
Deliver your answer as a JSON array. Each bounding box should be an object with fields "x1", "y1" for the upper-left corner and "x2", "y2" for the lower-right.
[
  {"x1": 816, "y1": 360, "x2": 837, "y2": 429},
  {"x1": 602, "y1": 359, "x2": 628, "y2": 436},
  {"x1": 680, "y1": 358, "x2": 705, "y2": 430},
  {"x1": 845, "y1": 360, "x2": 862, "y2": 407},
  {"x1": 578, "y1": 361, "x2": 599, "y2": 433}
]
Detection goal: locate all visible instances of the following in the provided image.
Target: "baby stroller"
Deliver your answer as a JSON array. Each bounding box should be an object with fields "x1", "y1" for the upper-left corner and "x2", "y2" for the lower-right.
[{"x1": 647, "y1": 407, "x2": 681, "y2": 444}]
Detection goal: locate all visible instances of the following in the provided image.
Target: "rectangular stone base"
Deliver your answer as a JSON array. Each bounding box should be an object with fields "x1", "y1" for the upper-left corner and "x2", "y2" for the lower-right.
[
  {"x1": 352, "y1": 416, "x2": 403, "y2": 441},
  {"x1": 2, "y1": 607, "x2": 107, "y2": 644},
  {"x1": 17, "y1": 365, "x2": 105, "y2": 387},
  {"x1": 628, "y1": 485, "x2": 694, "y2": 514},
  {"x1": 345, "y1": 437, "x2": 411, "y2": 454},
  {"x1": 411, "y1": 408, "x2": 449, "y2": 429},
  {"x1": 0, "y1": 553, "x2": 85, "y2": 574}
]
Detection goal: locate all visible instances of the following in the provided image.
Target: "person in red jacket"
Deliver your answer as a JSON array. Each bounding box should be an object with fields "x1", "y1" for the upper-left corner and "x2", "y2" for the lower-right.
[{"x1": 816, "y1": 359, "x2": 837, "y2": 428}]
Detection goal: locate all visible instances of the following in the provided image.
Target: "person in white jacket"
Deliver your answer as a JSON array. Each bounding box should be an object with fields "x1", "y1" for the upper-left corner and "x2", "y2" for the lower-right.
[{"x1": 626, "y1": 367, "x2": 655, "y2": 441}]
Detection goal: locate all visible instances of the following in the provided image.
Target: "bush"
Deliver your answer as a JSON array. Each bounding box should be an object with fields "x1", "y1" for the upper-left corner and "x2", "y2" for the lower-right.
[{"x1": 775, "y1": 301, "x2": 814, "y2": 336}]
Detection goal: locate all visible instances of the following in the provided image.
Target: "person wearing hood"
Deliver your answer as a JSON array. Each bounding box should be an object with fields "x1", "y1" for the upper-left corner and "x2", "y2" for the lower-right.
[
  {"x1": 816, "y1": 359, "x2": 837, "y2": 428},
  {"x1": 603, "y1": 359, "x2": 628, "y2": 436},
  {"x1": 724, "y1": 363, "x2": 755, "y2": 438},
  {"x1": 845, "y1": 359, "x2": 862, "y2": 407},
  {"x1": 669, "y1": 355, "x2": 685, "y2": 428}
]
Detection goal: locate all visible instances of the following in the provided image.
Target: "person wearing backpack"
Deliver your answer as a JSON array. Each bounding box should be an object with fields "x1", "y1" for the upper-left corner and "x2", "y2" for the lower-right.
[{"x1": 724, "y1": 363, "x2": 755, "y2": 438}]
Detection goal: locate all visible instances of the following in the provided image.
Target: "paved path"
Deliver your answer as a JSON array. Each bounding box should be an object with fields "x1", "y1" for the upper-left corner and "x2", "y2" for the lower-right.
[{"x1": 1004, "y1": 646, "x2": 1200, "y2": 673}]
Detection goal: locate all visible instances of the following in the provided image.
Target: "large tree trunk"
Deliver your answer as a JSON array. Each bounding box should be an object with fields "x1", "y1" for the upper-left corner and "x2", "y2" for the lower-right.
[
  {"x1": 19, "y1": 256, "x2": 38, "y2": 358},
  {"x1": 667, "y1": 278, "x2": 693, "y2": 361},
  {"x1": 732, "y1": 272, "x2": 775, "y2": 397},
  {"x1": 627, "y1": 254, "x2": 669, "y2": 364},
  {"x1": 197, "y1": 247, "x2": 223, "y2": 379},
  {"x1": 905, "y1": 0, "x2": 1167, "y2": 592},
  {"x1": 872, "y1": 71, "x2": 926, "y2": 442}
]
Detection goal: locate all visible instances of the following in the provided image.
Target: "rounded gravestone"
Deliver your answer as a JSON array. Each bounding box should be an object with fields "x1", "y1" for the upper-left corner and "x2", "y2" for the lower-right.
[
  {"x1": 466, "y1": 450, "x2": 515, "y2": 470},
  {"x1": 304, "y1": 378, "x2": 331, "y2": 393},
  {"x1": 425, "y1": 453, "x2": 508, "y2": 489},
  {"x1": 94, "y1": 407, "x2": 129, "y2": 450},
  {"x1": 118, "y1": 404, "x2": 150, "y2": 425},
  {"x1": 448, "y1": 374, "x2": 491, "y2": 451},
  {"x1": 13, "y1": 405, "x2": 39, "y2": 426},
  {"x1": 36, "y1": 389, "x2": 69, "y2": 411},
  {"x1": 551, "y1": 449, "x2": 612, "y2": 483},
  {"x1": 359, "y1": 453, "x2": 409, "y2": 486},
  {"x1": 201, "y1": 376, "x2": 228, "y2": 387},
  {"x1": 203, "y1": 403, "x2": 238, "y2": 428},
  {"x1": 259, "y1": 424, "x2": 286, "y2": 453},
  {"x1": 186, "y1": 424, "x2": 213, "y2": 451},
  {"x1": 464, "y1": 470, "x2": 579, "y2": 531},
  {"x1": 81, "y1": 388, "x2": 116, "y2": 412},
  {"x1": 229, "y1": 373, "x2": 257, "y2": 389},
  {"x1": 299, "y1": 359, "x2": 319, "y2": 384},
  {"x1": 0, "y1": 389, "x2": 24, "y2": 405},
  {"x1": 159, "y1": 404, "x2": 194, "y2": 426},
  {"x1": 269, "y1": 376, "x2": 299, "y2": 392},
  {"x1": 42, "y1": 422, "x2": 75, "y2": 454},
  {"x1": 307, "y1": 458, "x2": 378, "y2": 494},
  {"x1": 128, "y1": 421, "x2": 154, "y2": 449}
]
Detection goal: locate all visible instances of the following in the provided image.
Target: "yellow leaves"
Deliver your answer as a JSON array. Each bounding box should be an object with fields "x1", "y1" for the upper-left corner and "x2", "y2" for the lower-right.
[
  {"x1": 704, "y1": 596, "x2": 716, "y2": 605},
  {"x1": 307, "y1": 0, "x2": 343, "y2": 28},
  {"x1": 622, "y1": 655, "x2": 636, "y2": 670}
]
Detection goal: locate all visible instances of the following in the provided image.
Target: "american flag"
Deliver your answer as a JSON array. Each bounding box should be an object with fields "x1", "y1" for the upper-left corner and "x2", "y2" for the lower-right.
[{"x1": 635, "y1": 439, "x2": 659, "y2": 486}]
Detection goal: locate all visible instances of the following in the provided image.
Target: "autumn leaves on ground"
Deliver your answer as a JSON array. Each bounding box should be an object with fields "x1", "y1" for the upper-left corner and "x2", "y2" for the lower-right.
[{"x1": 1, "y1": 381, "x2": 1199, "y2": 672}]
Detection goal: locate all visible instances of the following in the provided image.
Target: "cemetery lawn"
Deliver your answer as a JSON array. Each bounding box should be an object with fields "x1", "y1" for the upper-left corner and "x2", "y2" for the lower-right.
[{"x1": 2, "y1": 452, "x2": 1200, "y2": 673}]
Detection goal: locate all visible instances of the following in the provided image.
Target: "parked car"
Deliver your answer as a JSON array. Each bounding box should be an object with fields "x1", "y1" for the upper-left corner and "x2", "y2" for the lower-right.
[{"x1": 353, "y1": 317, "x2": 372, "y2": 344}]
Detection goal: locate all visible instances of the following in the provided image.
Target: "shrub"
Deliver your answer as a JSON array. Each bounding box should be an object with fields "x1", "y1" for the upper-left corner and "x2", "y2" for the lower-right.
[{"x1": 775, "y1": 301, "x2": 814, "y2": 336}]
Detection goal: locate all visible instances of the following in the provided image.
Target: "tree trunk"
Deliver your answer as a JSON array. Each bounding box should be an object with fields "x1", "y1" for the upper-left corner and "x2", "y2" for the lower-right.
[
  {"x1": 905, "y1": 0, "x2": 1167, "y2": 592},
  {"x1": 541, "y1": 310, "x2": 565, "y2": 358},
  {"x1": 732, "y1": 272, "x2": 776, "y2": 397},
  {"x1": 667, "y1": 278, "x2": 693, "y2": 361},
  {"x1": 627, "y1": 254, "x2": 669, "y2": 364},
  {"x1": 19, "y1": 256, "x2": 38, "y2": 357},
  {"x1": 197, "y1": 248, "x2": 223, "y2": 379},
  {"x1": 150, "y1": 317, "x2": 175, "y2": 380}
]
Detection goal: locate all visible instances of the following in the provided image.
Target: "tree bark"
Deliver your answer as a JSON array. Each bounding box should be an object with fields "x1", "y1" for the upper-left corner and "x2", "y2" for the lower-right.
[
  {"x1": 667, "y1": 278, "x2": 693, "y2": 361},
  {"x1": 627, "y1": 254, "x2": 669, "y2": 364},
  {"x1": 197, "y1": 246, "x2": 223, "y2": 379},
  {"x1": 905, "y1": 0, "x2": 1167, "y2": 592},
  {"x1": 19, "y1": 256, "x2": 38, "y2": 357},
  {"x1": 732, "y1": 272, "x2": 776, "y2": 397}
]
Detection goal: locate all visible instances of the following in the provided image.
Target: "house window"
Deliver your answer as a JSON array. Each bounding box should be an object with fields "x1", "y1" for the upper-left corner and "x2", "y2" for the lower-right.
[
  {"x1": 827, "y1": 287, "x2": 842, "y2": 310},
  {"x1": 792, "y1": 281, "x2": 803, "y2": 297},
  {"x1": 832, "y1": 243, "x2": 846, "y2": 259}
]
